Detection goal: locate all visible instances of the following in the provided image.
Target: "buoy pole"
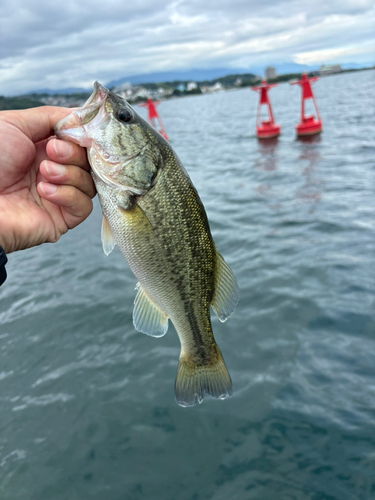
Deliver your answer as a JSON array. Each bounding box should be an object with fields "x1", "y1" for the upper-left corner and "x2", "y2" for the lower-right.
[
  {"x1": 290, "y1": 74, "x2": 322, "y2": 136},
  {"x1": 139, "y1": 98, "x2": 169, "y2": 141},
  {"x1": 252, "y1": 80, "x2": 281, "y2": 139}
]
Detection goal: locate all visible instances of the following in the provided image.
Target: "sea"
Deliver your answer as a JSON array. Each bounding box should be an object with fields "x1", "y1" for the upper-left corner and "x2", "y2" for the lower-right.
[{"x1": 1, "y1": 69, "x2": 374, "y2": 500}]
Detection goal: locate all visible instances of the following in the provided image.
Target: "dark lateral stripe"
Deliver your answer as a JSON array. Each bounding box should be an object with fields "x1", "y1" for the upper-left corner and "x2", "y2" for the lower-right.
[{"x1": 185, "y1": 305, "x2": 212, "y2": 364}]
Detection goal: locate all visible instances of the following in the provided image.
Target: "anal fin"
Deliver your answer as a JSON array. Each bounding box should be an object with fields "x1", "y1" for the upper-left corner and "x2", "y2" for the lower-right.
[{"x1": 133, "y1": 284, "x2": 169, "y2": 338}]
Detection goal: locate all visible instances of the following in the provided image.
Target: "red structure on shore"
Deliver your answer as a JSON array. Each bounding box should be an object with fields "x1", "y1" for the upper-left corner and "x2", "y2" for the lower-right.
[
  {"x1": 290, "y1": 74, "x2": 322, "y2": 137},
  {"x1": 139, "y1": 98, "x2": 169, "y2": 140},
  {"x1": 252, "y1": 80, "x2": 281, "y2": 139}
]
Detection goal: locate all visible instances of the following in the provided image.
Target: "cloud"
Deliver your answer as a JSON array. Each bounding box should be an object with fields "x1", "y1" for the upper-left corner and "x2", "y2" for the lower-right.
[
  {"x1": 0, "y1": 0, "x2": 374, "y2": 95},
  {"x1": 294, "y1": 40, "x2": 375, "y2": 65}
]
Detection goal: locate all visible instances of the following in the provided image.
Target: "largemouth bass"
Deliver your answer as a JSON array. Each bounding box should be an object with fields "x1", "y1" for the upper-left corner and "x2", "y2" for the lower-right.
[{"x1": 55, "y1": 82, "x2": 239, "y2": 407}]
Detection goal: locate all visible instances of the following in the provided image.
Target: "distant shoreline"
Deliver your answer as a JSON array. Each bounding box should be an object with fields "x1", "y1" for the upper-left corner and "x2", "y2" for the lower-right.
[{"x1": 1, "y1": 66, "x2": 373, "y2": 111}]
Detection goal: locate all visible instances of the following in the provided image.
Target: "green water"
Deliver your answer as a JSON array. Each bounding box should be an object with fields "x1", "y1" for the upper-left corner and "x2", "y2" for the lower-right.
[{"x1": 1, "y1": 70, "x2": 375, "y2": 499}]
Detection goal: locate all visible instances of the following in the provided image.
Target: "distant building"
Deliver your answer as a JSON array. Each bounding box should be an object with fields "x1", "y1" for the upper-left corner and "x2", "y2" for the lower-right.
[
  {"x1": 200, "y1": 82, "x2": 223, "y2": 94},
  {"x1": 319, "y1": 64, "x2": 342, "y2": 76},
  {"x1": 187, "y1": 82, "x2": 197, "y2": 91},
  {"x1": 132, "y1": 86, "x2": 148, "y2": 99},
  {"x1": 211, "y1": 82, "x2": 223, "y2": 92},
  {"x1": 265, "y1": 66, "x2": 276, "y2": 80}
]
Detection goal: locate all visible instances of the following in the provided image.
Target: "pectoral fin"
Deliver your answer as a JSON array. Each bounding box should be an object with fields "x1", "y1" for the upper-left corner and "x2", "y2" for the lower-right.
[
  {"x1": 101, "y1": 215, "x2": 116, "y2": 256},
  {"x1": 118, "y1": 200, "x2": 153, "y2": 233},
  {"x1": 133, "y1": 284, "x2": 169, "y2": 338},
  {"x1": 211, "y1": 250, "x2": 240, "y2": 322}
]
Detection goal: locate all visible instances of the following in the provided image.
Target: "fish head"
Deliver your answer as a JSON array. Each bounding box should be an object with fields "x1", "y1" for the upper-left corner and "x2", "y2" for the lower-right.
[{"x1": 54, "y1": 81, "x2": 163, "y2": 195}]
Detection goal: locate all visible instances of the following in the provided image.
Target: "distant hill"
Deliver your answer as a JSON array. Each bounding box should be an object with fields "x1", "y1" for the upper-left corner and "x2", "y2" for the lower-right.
[
  {"x1": 24, "y1": 87, "x2": 91, "y2": 96},
  {"x1": 0, "y1": 95, "x2": 44, "y2": 110},
  {"x1": 250, "y1": 62, "x2": 318, "y2": 76},
  {"x1": 341, "y1": 62, "x2": 373, "y2": 69},
  {"x1": 106, "y1": 64, "x2": 322, "y2": 88},
  {"x1": 106, "y1": 68, "x2": 240, "y2": 87}
]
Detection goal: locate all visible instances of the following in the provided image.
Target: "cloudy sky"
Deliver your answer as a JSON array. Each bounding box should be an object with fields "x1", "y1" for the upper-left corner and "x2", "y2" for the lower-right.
[{"x1": 1, "y1": 0, "x2": 374, "y2": 95}]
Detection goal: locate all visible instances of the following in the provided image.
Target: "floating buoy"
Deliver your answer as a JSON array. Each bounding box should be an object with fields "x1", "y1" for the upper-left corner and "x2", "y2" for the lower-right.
[
  {"x1": 290, "y1": 74, "x2": 322, "y2": 137},
  {"x1": 252, "y1": 80, "x2": 281, "y2": 139},
  {"x1": 138, "y1": 98, "x2": 169, "y2": 140}
]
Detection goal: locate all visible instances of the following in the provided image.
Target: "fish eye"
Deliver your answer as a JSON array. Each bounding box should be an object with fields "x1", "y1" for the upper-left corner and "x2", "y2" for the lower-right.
[{"x1": 117, "y1": 108, "x2": 133, "y2": 123}]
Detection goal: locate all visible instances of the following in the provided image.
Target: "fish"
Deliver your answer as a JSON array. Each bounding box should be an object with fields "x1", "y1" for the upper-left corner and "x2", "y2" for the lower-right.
[{"x1": 54, "y1": 82, "x2": 239, "y2": 407}]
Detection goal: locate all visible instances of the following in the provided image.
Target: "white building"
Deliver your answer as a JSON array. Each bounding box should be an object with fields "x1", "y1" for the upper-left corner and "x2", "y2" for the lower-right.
[
  {"x1": 211, "y1": 82, "x2": 224, "y2": 92},
  {"x1": 187, "y1": 82, "x2": 198, "y2": 91},
  {"x1": 265, "y1": 66, "x2": 276, "y2": 80}
]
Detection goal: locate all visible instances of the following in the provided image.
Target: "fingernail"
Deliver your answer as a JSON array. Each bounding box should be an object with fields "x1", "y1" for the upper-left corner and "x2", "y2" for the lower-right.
[
  {"x1": 40, "y1": 182, "x2": 57, "y2": 195},
  {"x1": 45, "y1": 161, "x2": 66, "y2": 177},
  {"x1": 53, "y1": 139, "x2": 73, "y2": 159}
]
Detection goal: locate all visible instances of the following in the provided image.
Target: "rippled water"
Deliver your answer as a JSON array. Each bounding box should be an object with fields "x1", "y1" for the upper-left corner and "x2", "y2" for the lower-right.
[{"x1": 1, "y1": 70, "x2": 375, "y2": 499}]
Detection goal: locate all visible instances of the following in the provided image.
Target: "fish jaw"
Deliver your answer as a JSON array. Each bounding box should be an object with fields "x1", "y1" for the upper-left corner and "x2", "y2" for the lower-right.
[
  {"x1": 54, "y1": 81, "x2": 110, "y2": 147},
  {"x1": 54, "y1": 111, "x2": 91, "y2": 146}
]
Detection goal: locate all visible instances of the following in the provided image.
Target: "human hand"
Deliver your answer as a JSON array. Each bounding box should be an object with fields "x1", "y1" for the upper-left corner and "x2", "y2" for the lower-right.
[{"x1": 0, "y1": 106, "x2": 96, "y2": 254}]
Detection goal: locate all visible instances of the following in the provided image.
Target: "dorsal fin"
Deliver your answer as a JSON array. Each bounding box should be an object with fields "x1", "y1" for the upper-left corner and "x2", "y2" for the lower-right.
[
  {"x1": 101, "y1": 214, "x2": 116, "y2": 256},
  {"x1": 211, "y1": 250, "x2": 239, "y2": 322},
  {"x1": 133, "y1": 284, "x2": 169, "y2": 338}
]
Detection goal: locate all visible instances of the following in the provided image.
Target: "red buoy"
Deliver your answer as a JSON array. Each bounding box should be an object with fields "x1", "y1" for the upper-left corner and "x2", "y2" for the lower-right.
[
  {"x1": 252, "y1": 80, "x2": 281, "y2": 139},
  {"x1": 138, "y1": 98, "x2": 169, "y2": 141},
  {"x1": 290, "y1": 74, "x2": 322, "y2": 137}
]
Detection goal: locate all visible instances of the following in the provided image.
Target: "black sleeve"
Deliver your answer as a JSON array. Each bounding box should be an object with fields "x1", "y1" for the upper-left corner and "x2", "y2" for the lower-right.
[{"x1": 0, "y1": 246, "x2": 7, "y2": 286}]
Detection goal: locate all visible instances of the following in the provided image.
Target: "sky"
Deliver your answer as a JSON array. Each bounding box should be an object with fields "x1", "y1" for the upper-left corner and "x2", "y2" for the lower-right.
[{"x1": 0, "y1": 0, "x2": 374, "y2": 95}]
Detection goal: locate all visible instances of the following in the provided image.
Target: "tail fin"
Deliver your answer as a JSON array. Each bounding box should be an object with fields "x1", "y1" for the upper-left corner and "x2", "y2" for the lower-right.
[{"x1": 174, "y1": 348, "x2": 232, "y2": 407}]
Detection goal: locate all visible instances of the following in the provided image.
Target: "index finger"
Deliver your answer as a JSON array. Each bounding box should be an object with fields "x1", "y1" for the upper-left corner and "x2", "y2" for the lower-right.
[{"x1": 46, "y1": 138, "x2": 90, "y2": 171}]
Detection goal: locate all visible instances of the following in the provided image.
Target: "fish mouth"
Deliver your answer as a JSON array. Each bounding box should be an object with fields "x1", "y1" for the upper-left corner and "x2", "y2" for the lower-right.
[
  {"x1": 85, "y1": 81, "x2": 108, "y2": 106},
  {"x1": 54, "y1": 81, "x2": 109, "y2": 147}
]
